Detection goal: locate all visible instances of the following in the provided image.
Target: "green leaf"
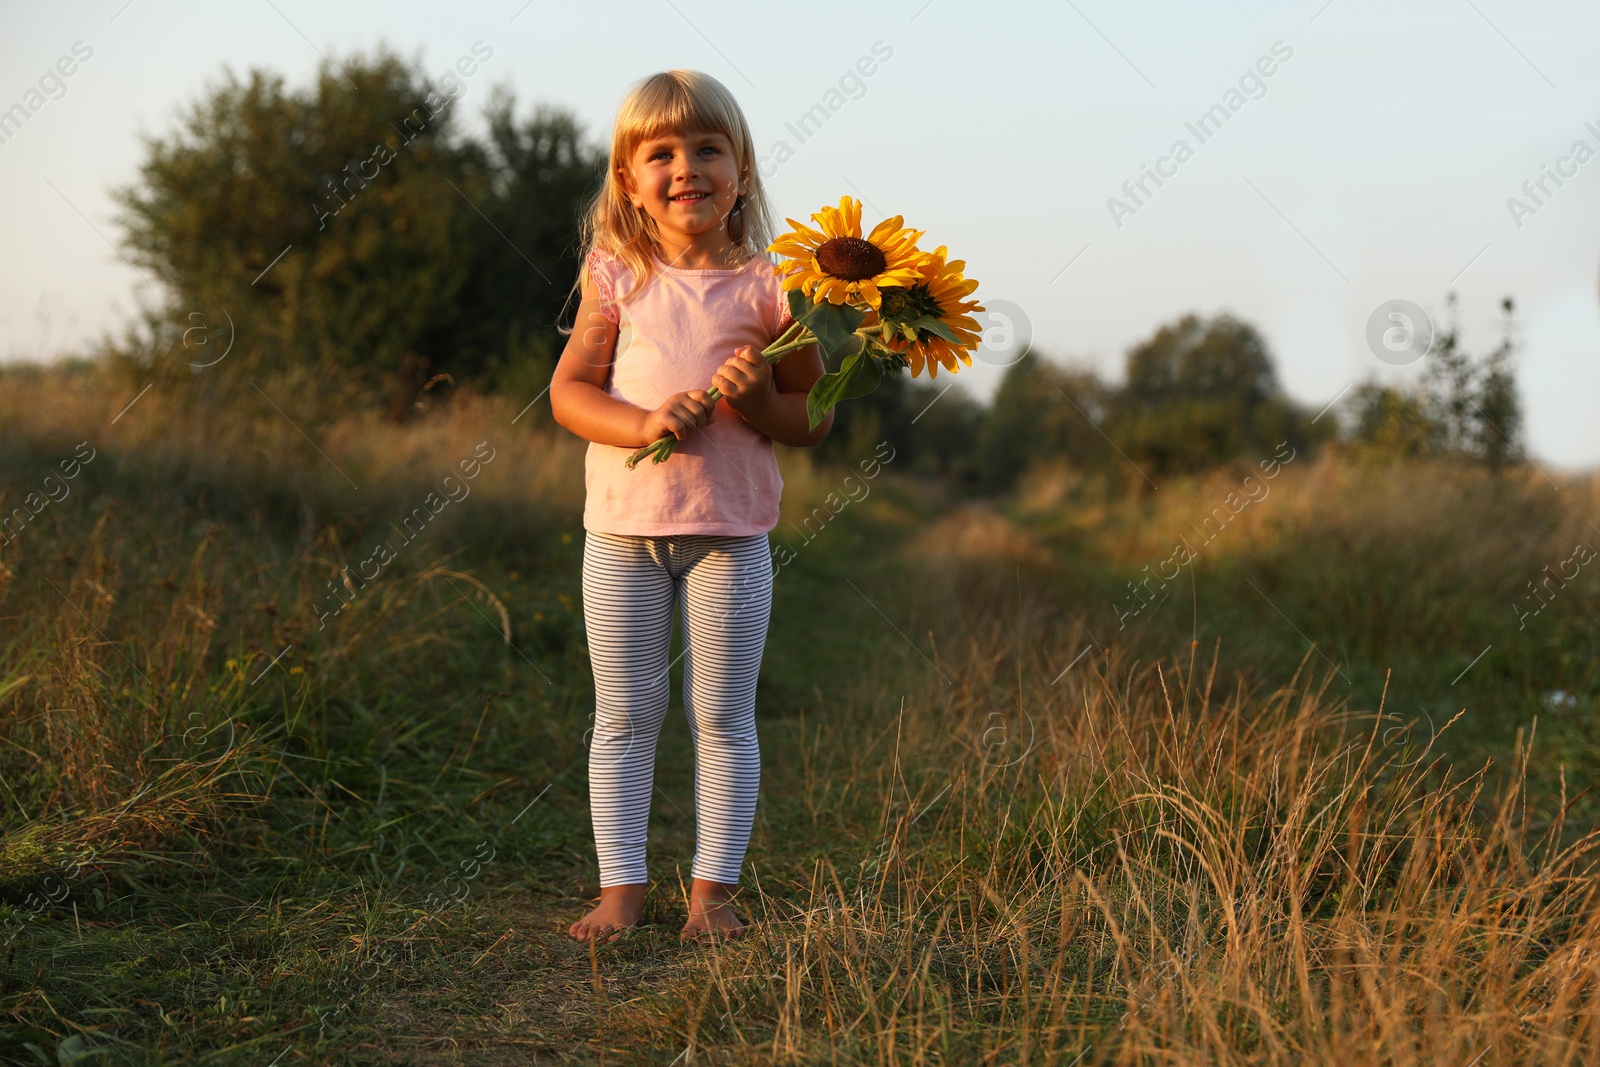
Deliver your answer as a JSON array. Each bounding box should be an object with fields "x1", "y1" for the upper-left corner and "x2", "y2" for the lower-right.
[
  {"x1": 787, "y1": 289, "x2": 865, "y2": 360},
  {"x1": 55, "y1": 1033, "x2": 103, "y2": 1066},
  {"x1": 805, "y1": 349, "x2": 882, "y2": 430},
  {"x1": 907, "y1": 315, "x2": 960, "y2": 343}
]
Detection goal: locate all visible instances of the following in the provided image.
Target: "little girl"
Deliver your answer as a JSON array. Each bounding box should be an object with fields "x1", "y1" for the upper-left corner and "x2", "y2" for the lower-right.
[{"x1": 549, "y1": 70, "x2": 832, "y2": 941}]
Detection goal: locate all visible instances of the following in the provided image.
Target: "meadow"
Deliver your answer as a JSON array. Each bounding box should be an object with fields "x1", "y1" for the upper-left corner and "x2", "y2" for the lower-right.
[{"x1": 1, "y1": 360, "x2": 1598, "y2": 1065}]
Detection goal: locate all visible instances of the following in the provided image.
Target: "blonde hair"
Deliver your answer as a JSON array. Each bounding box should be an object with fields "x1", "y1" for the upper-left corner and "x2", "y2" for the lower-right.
[{"x1": 562, "y1": 70, "x2": 777, "y2": 333}]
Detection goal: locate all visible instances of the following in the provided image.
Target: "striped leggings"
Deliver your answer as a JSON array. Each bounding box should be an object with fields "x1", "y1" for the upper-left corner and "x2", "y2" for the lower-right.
[{"x1": 580, "y1": 529, "x2": 774, "y2": 887}]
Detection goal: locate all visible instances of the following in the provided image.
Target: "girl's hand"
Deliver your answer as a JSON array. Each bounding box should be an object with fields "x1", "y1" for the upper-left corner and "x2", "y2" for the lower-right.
[
  {"x1": 712, "y1": 345, "x2": 775, "y2": 419},
  {"x1": 642, "y1": 389, "x2": 716, "y2": 443}
]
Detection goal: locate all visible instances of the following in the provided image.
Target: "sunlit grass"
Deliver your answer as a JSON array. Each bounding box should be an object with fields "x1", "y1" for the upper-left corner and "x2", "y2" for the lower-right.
[{"x1": 1, "y1": 359, "x2": 1597, "y2": 1064}]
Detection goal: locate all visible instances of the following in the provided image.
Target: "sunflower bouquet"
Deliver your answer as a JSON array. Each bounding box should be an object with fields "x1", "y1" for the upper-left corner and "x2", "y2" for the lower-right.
[{"x1": 625, "y1": 195, "x2": 984, "y2": 468}]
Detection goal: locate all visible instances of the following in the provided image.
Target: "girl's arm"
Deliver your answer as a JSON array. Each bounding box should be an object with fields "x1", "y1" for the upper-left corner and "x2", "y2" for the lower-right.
[
  {"x1": 550, "y1": 275, "x2": 714, "y2": 447},
  {"x1": 720, "y1": 338, "x2": 835, "y2": 448}
]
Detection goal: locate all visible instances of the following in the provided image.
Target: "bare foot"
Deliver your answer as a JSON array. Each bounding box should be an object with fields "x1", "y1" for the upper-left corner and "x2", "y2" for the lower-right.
[
  {"x1": 569, "y1": 883, "x2": 646, "y2": 942},
  {"x1": 680, "y1": 877, "x2": 746, "y2": 942}
]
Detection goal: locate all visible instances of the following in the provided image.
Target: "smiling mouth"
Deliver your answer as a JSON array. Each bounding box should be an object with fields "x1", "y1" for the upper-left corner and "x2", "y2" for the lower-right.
[{"x1": 670, "y1": 192, "x2": 710, "y2": 203}]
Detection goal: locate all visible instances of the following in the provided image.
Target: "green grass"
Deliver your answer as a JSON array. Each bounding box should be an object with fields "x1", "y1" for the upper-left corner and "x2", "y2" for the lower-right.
[{"x1": 2, "y1": 365, "x2": 1599, "y2": 1064}]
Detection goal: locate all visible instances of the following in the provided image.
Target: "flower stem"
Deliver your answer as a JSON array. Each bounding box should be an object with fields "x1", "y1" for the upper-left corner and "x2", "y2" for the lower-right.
[{"x1": 625, "y1": 322, "x2": 817, "y2": 468}]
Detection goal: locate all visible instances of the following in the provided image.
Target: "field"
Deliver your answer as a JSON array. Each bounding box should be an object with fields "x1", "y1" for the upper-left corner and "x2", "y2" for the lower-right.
[{"x1": 2, "y1": 362, "x2": 1599, "y2": 1065}]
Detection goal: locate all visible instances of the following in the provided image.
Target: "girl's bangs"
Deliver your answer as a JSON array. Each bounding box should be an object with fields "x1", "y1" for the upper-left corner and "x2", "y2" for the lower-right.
[{"x1": 617, "y1": 79, "x2": 740, "y2": 163}]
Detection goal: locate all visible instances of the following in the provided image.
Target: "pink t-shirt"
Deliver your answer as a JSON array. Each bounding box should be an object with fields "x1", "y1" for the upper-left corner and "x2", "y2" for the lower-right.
[{"x1": 581, "y1": 246, "x2": 794, "y2": 537}]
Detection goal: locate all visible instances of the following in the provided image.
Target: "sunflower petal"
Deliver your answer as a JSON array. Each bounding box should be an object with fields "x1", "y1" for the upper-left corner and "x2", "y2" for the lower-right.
[{"x1": 866, "y1": 215, "x2": 905, "y2": 243}]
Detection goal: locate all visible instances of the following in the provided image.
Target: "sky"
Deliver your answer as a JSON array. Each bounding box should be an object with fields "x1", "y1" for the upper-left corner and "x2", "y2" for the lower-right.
[{"x1": 3, "y1": 0, "x2": 1598, "y2": 470}]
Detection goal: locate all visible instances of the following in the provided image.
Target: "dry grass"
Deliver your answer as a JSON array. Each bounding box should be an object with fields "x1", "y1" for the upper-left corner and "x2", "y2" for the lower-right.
[
  {"x1": 607, "y1": 614, "x2": 1600, "y2": 1065},
  {"x1": 2, "y1": 359, "x2": 1598, "y2": 1064},
  {"x1": 0, "y1": 365, "x2": 585, "y2": 879}
]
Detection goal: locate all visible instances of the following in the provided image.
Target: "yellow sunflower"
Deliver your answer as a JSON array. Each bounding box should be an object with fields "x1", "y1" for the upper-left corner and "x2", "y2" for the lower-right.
[
  {"x1": 769, "y1": 195, "x2": 926, "y2": 310},
  {"x1": 880, "y1": 245, "x2": 985, "y2": 380}
]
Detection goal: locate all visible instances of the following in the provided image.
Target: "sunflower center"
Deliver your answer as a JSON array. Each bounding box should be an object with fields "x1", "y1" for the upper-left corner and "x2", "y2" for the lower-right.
[
  {"x1": 815, "y1": 237, "x2": 888, "y2": 282},
  {"x1": 881, "y1": 283, "x2": 944, "y2": 321}
]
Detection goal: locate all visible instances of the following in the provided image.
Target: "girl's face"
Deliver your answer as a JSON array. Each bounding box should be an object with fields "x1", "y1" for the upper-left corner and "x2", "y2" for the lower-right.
[{"x1": 621, "y1": 129, "x2": 746, "y2": 242}]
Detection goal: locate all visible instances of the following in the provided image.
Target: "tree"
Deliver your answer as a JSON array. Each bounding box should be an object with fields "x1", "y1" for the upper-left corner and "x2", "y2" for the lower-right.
[
  {"x1": 1123, "y1": 312, "x2": 1277, "y2": 404},
  {"x1": 1344, "y1": 381, "x2": 1434, "y2": 459},
  {"x1": 113, "y1": 48, "x2": 602, "y2": 413},
  {"x1": 973, "y1": 349, "x2": 1113, "y2": 494},
  {"x1": 1425, "y1": 294, "x2": 1522, "y2": 469},
  {"x1": 811, "y1": 364, "x2": 985, "y2": 485},
  {"x1": 1109, "y1": 313, "x2": 1315, "y2": 477},
  {"x1": 1345, "y1": 293, "x2": 1524, "y2": 469},
  {"x1": 116, "y1": 52, "x2": 469, "y2": 384},
  {"x1": 443, "y1": 91, "x2": 605, "y2": 387}
]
